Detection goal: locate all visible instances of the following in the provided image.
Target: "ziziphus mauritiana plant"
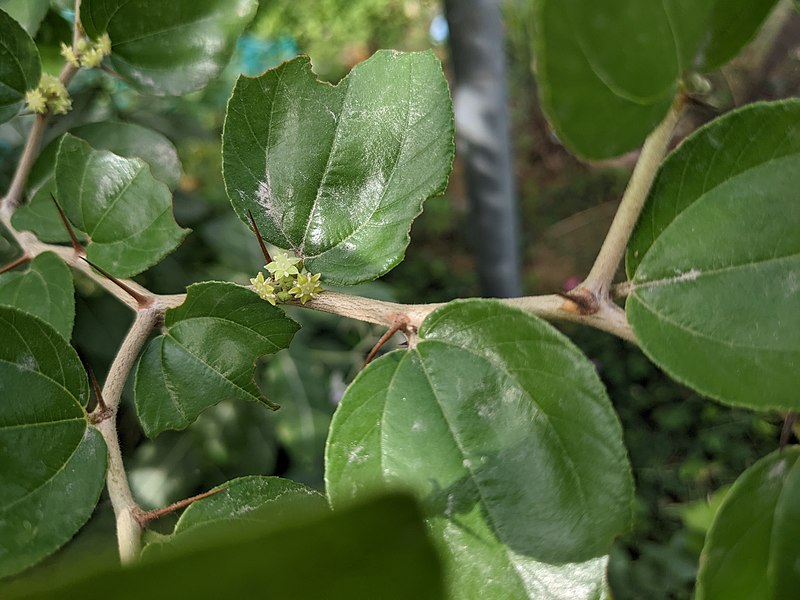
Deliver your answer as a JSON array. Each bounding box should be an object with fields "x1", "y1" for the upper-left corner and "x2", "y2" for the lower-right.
[{"x1": 0, "y1": 0, "x2": 798, "y2": 598}]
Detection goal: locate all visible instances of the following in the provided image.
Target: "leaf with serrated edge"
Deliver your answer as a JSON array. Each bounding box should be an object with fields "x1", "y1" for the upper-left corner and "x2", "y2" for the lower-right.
[
  {"x1": 53, "y1": 133, "x2": 187, "y2": 278},
  {"x1": 0, "y1": 252, "x2": 74, "y2": 340},
  {"x1": 223, "y1": 50, "x2": 454, "y2": 285},
  {"x1": 326, "y1": 299, "x2": 630, "y2": 597},
  {"x1": 0, "y1": 8, "x2": 41, "y2": 124},
  {"x1": 696, "y1": 448, "x2": 800, "y2": 600},
  {"x1": 0, "y1": 307, "x2": 106, "y2": 578},
  {"x1": 81, "y1": 0, "x2": 257, "y2": 96},
  {"x1": 134, "y1": 282, "x2": 299, "y2": 438},
  {"x1": 13, "y1": 122, "x2": 183, "y2": 244},
  {"x1": 626, "y1": 101, "x2": 800, "y2": 411}
]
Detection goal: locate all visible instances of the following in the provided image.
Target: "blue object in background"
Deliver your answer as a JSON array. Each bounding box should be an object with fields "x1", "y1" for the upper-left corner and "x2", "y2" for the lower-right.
[{"x1": 236, "y1": 35, "x2": 299, "y2": 76}]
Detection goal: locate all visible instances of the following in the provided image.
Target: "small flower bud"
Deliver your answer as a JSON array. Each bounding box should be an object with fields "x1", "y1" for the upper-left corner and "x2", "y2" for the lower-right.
[{"x1": 24, "y1": 89, "x2": 47, "y2": 113}]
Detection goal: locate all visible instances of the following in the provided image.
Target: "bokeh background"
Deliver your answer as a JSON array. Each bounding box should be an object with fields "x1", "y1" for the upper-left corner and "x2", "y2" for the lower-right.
[{"x1": 2, "y1": 1, "x2": 799, "y2": 597}]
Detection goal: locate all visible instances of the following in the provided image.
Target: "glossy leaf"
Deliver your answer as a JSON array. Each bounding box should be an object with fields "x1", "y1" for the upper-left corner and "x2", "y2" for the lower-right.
[
  {"x1": 326, "y1": 299, "x2": 631, "y2": 597},
  {"x1": 698, "y1": 0, "x2": 781, "y2": 71},
  {"x1": 0, "y1": 0, "x2": 49, "y2": 36},
  {"x1": 144, "y1": 476, "x2": 326, "y2": 555},
  {"x1": 13, "y1": 122, "x2": 182, "y2": 244},
  {"x1": 626, "y1": 101, "x2": 800, "y2": 410},
  {"x1": 54, "y1": 133, "x2": 187, "y2": 277},
  {"x1": 8, "y1": 494, "x2": 444, "y2": 600},
  {"x1": 696, "y1": 448, "x2": 800, "y2": 600},
  {"x1": 134, "y1": 282, "x2": 299, "y2": 437},
  {"x1": 0, "y1": 8, "x2": 41, "y2": 124},
  {"x1": 0, "y1": 252, "x2": 74, "y2": 340},
  {"x1": 223, "y1": 50, "x2": 454, "y2": 285},
  {"x1": 81, "y1": 0, "x2": 257, "y2": 96},
  {"x1": 0, "y1": 307, "x2": 106, "y2": 578}
]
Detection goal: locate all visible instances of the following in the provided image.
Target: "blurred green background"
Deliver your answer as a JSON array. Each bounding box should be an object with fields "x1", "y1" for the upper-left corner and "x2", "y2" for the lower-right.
[{"x1": 2, "y1": 1, "x2": 798, "y2": 597}]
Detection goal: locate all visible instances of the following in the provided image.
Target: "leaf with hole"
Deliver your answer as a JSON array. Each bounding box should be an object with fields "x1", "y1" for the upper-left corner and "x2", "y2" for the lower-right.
[
  {"x1": 696, "y1": 448, "x2": 800, "y2": 600},
  {"x1": 0, "y1": 252, "x2": 74, "y2": 340},
  {"x1": 80, "y1": 0, "x2": 257, "y2": 96},
  {"x1": 52, "y1": 133, "x2": 187, "y2": 278},
  {"x1": 0, "y1": 307, "x2": 106, "y2": 578},
  {"x1": 626, "y1": 101, "x2": 800, "y2": 411},
  {"x1": 326, "y1": 299, "x2": 631, "y2": 597},
  {"x1": 13, "y1": 122, "x2": 182, "y2": 244},
  {"x1": 0, "y1": 8, "x2": 41, "y2": 124},
  {"x1": 134, "y1": 282, "x2": 300, "y2": 438},
  {"x1": 223, "y1": 50, "x2": 454, "y2": 285}
]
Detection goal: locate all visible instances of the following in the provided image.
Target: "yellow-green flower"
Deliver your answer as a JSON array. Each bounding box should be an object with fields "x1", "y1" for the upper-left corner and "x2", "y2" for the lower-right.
[
  {"x1": 60, "y1": 42, "x2": 80, "y2": 67},
  {"x1": 96, "y1": 33, "x2": 112, "y2": 56},
  {"x1": 266, "y1": 252, "x2": 301, "y2": 280},
  {"x1": 289, "y1": 272, "x2": 322, "y2": 304},
  {"x1": 24, "y1": 89, "x2": 47, "y2": 113},
  {"x1": 250, "y1": 272, "x2": 277, "y2": 305}
]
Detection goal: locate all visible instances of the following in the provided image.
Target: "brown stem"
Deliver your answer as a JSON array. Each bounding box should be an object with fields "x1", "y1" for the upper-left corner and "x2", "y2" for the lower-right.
[
  {"x1": 50, "y1": 193, "x2": 84, "y2": 253},
  {"x1": 0, "y1": 253, "x2": 31, "y2": 274},
  {"x1": 364, "y1": 315, "x2": 409, "y2": 366},
  {"x1": 247, "y1": 209, "x2": 272, "y2": 265},
  {"x1": 80, "y1": 257, "x2": 153, "y2": 308},
  {"x1": 134, "y1": 487, "x2": 226, "y2": 527}
]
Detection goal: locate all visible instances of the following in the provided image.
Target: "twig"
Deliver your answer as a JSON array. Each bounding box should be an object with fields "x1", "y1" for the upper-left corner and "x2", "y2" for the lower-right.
[
  {"x1": 134, "y1": 487, "x2": 226, "y2": 526},
  {"x1": 581, "y1": 97, "x2": 684, "y2": 300},
  {"x1": 93, "y1": 307, "x2": 162, "y2": 563}
]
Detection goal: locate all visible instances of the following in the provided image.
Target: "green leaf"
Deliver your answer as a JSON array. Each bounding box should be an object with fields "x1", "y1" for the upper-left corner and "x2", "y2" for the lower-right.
[
  {"x1": 0, "y1": 8, "x2": 41, "y2": 124},
  {"x1": 626, "y1": 101, "x2": 800, "y2": 411},
  {"x1": 53, "y1": 133, "x2": 187, "y2": 278},
  {"x1": 80, "y1": 0, "x2": 257, "y2": 96},
  {"x1": 698, "y1": 0, "x2": 781, "y2": 71},
  {"x1": 143, "y1": 476, "x2": 326, "y2": 555},
  {"x1": 326, "y1": 299, "x2": 631, "y2": 596},
  {"x1": 534, "y1": 0, "x2": 692, "y2": 159},
  {"x1": 696, "y1": 448, "x2": 800, "y2": 600},
  {"x1": 0, "y1": 252, "x2": 74, "y2": 340},
  {"x1": 8, "y1": 494, "x2": 445, "y2": 600},
  {"x1": 0, "y1": 307, "x2": 106, "y2": 578},
  {"x1": 223, "y1": 50, "x2": 454, "y2": 285},
  {"x1": 0, "y1": 0, "x2": 49, "y2": 36},
  {"x1": 134, "y1": 282, "x2": 300, "y2": 437},
  {"x1": 13, "y1": 122, "x2": 183, "y2": 244}
]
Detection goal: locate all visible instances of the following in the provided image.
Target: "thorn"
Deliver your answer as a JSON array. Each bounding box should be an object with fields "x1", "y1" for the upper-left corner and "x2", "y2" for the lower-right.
[
  {"x1": 98, "y1": 64, "x2": 124, "y2": 81},
  {"x1": 50, "y1": 193, "x2": 84, "y2": 254},
  {"x1": 86, "y1": 363, "x2": 112, "y2": 423},
  {"x1": 0, "y1": 253, "x2": 31, "y2": 275},
  {"x1": 364, "y1": 315, "x2": 410, "y2": 367},
  {"x1": 247, "y1": 209, "x2": 272, "y2": 265},
  {"x1": 134, "y1": 487, "x2": 226, "y2": 526},
  {"x1": 780, "y1": 412, "x2": 797, "y2": 451},
  {"x1": 80, "y1": 256, "x2": 153, "y2": 308}
]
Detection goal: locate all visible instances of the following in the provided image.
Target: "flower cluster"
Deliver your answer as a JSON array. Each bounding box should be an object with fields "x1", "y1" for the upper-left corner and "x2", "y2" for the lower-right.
[
  {"x1": 25, "y1": 74, "x2": 72, "y2": 115},
  {"x1": 60, "y1": 33, "x2": 112, "y2": 69},
  {"x1": 250, "y1": 252, "x2": 323, "y2": 305}
]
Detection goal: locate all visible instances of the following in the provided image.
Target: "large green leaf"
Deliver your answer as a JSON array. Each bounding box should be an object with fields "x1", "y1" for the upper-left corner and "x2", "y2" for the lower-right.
[
  {"x1": 7, "y1": 494, "x2": 444, "y2": 600},
  {"x1": 326, "y1": 299, "x2": 631, "y2": 597},
  {"x1": 0, "y1": 252, "x2": 74, "y2": 340},
  {"x1": 0, "y1": 0, "x2": 49, "y2": 36},
  {"x1": 134, "y1": 282, "x2": 300, "y2": 437},
  {"x1": 0, "y1": 307, "x2": 106, "y2": 578},
  {"x1": 13, "y1": 122, "x2": 183, "y2": 244},
  {"x1": 626, "y1": 101, "x2": 800, "y2": 411},
  {"x1": 698, "y1": 0, "x2": 781, "y2": 71},
  {"x1": 143, "y1": 476, "x2": 326, "y2": 556},
  {"x1": 81, "y1": 0, "x2": 257, "y2": 96},
  {"x1": 223, "y1": 50, "x2": 454, "y2": 285},
  {"x1": 533, "y1": 0, "x2": 779, "y2": 159},
  {"x1": 0, "y1": 8, "x2": 41, "y2": 124},
  {"x1": 53, "y1": 133, "x2": 187, "y2": 277},
  {"x1": 696, "y1": 448, "x2": 800, "y2": 599}
]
